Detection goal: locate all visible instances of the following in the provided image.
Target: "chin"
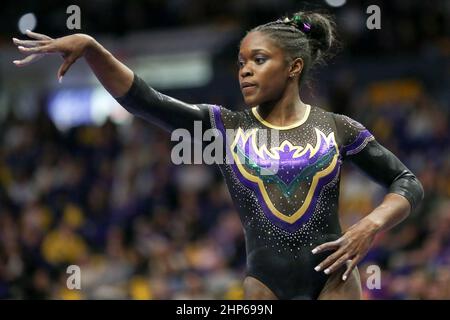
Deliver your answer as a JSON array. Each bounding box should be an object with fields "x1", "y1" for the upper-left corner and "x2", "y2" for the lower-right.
[{"x1": 243, "y1": 96, "x2": 259, "y2": 107}]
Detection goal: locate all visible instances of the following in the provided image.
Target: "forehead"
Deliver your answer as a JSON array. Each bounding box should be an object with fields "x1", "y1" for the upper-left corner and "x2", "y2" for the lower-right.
[{"x1": 239, "y1": 31, "x2": 281, "y2": 55}]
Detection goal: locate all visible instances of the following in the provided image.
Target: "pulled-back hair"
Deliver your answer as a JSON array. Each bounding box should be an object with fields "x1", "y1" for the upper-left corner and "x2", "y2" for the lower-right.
[{"x1": 248, "y1": 11, "x2": 337, "y2": 85}]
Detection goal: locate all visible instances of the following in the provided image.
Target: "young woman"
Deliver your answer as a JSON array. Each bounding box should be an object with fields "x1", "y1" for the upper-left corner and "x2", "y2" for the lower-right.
[{"x1": 13, "y1": 11, "x2": 423, "y2": 299}]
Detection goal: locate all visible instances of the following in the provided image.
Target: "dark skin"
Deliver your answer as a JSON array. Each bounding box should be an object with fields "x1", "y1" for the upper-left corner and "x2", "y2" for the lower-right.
[
  {"x1": 238, "y1": 31, "x2": 307, "y2": 127},
  {"x1": 13, "y1": 30, "x2": 412, "y2": 299},
  {"x1": 237, "y1": 32, "x2": 411, "y2": 299}
]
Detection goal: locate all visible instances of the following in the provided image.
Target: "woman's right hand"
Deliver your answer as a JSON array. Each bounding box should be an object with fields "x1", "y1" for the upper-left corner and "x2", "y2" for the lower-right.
[{"x1": 12, "y1": 30, "x2": 94, "y2": 82}]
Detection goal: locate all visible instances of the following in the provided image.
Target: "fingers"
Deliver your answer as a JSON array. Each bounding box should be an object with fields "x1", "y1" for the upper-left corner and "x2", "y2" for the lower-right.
[
  {"x1": 321, "y1": 253, "x2": 352, "y2": 275},
  {"x1": 12, "y1": 37, "x2": 53, "y2": 67},
  {"x1": 25, "y1": 29, "x2": 53, "y2": 40},
  {"x1": 17, "y1": 44, "x2": 55, "y2": 55},
  {"x1": 312, "y1": 238, "x2": 343, "y2": 254},
  {"x1": 57, "y1": 58, "x2": 76, "y2": 80},
  {"x1": 13, "y1": 38, "x2": 50, "y2": 48},
  {"x1": 342, "y1": 257, "x2": 360, "y2": 282},
  {"x1": 312, "y1": 236, "x2": 357, "y2": 276},
  {"x1": 13, "y1": 54, "x2": 45, "y2": 67},
  {"x1": 314, "y1": 247, "x2": 346, "y2": 273}
]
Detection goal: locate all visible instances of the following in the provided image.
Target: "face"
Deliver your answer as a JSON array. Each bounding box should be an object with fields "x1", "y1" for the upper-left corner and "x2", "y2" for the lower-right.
[{"x1": 238, "y1": 31, "x2": 291, "y2": 107}]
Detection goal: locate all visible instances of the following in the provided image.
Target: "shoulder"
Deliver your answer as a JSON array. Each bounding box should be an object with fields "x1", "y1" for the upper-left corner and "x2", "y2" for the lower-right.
[
  {"x1": 326, "y1": 111, "x2": 372, "y2": 137},
  {"x1": 205, "y1": 104, "x2": 245, "y2": 129},
  {"x1": 328, "y1": 112, "x2": 375, "y2": 157},
  {"x1": 331, "y1": 113, "x2": 368, "y2": 131},
  {"x1": 307, "y1": 105, "x2": 336, "y2": 123},
  {"x1": 205, "y1": 104, "x2": 246, "y2": 119}
]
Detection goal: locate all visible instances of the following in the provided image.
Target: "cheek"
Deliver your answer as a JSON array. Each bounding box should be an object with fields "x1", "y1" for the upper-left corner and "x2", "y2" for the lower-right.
[{"x1": 260, "y1": 68, "x2": 287, "y2": 95}]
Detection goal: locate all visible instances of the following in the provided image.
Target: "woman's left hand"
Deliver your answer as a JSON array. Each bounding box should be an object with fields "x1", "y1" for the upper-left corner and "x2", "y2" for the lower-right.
[{"x1": 311, "y1": 218, "x2": 380, "y2": 281}]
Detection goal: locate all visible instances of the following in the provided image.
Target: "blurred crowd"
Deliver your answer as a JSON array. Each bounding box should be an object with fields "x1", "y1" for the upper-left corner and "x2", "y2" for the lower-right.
[
  {"x1": 0, "y1": 0, "x2": 449, "y2": 300},
  {"x1": 0, "y1": 76, "x2": 449, "y2": 299},
  {"x1": 0, "y1": 102, "x2": 247, "y2": 299},
  {"x1": 336, "y1": 84, "x2": 450, "y2": 299},
  {"x1": 2, "y1": 0, "x2": 449, "y2": 58}
]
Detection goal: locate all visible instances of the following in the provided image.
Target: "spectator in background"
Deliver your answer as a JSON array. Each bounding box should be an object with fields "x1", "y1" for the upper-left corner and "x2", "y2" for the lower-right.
[{"x1": 11, "y1": 9, "x2": 424, "y2": 300}]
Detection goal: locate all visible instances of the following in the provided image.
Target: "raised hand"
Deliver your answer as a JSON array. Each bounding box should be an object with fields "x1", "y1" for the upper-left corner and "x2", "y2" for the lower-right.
[{"x1": 12, "y1": 30, "x2": 94, "y2": 82}]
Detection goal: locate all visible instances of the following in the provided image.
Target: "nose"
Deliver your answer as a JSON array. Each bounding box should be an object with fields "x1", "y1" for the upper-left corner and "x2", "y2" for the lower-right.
[{"x1": 240, "y1": 63, "x2": 253, "y2": 79}]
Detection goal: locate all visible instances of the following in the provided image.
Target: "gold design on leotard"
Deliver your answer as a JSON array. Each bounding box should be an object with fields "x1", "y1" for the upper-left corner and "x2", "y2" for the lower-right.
[
  {"x1": 230, "y1": 127, "x2": 339, "y2": 224},
  {"x1": 251, "y1": 104, "x2": 311, "y2": 130}
]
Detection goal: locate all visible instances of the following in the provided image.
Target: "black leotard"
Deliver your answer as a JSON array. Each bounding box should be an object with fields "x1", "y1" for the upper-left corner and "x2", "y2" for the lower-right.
[{"x1": 116, "y1": 74, "x2": 424, "y2": 299}]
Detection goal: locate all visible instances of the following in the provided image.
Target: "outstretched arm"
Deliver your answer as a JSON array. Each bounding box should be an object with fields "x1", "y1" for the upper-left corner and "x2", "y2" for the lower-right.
[
  {"x1": 14, "y1": 31, "x2": 133, "y2": 96},
  {"x1": 13, "y1": 31, "x2": 211, "y2": 132},
  {"x1": 312, "y1": 140, "x2": 424, "y2": 281}
]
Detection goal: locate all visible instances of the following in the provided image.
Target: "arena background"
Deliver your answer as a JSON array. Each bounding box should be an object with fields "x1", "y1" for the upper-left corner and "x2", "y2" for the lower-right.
[{"x1": 0, "y1": 0, "x2": 449, "y2": 299}]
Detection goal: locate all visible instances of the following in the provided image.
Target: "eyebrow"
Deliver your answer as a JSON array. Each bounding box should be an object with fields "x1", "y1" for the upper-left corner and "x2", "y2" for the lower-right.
[{"x1": 238, "y1": 48, "x2": 271, "y2": 58}]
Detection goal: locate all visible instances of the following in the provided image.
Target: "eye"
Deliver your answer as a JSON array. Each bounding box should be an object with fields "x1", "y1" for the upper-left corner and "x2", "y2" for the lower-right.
[
  {"x1": 237, "y1": 59, "x2": 245, "y2": 68},
  {"x1": 254, "y1": 56, "x2": 267, "y2": 64}
]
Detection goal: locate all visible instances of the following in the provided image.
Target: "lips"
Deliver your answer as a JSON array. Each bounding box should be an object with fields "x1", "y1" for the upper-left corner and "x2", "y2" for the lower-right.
[
  {"x1": 241, "y1": 82, "x2": 257, "y2": 95},
  {"x1": 241, "y1": 82, "x2": 256, "y2": 89}
]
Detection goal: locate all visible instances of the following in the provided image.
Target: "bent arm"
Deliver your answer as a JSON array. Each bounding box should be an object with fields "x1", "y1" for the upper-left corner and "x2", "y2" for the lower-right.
[
  {"x1": 349, "y1": 140, "x2": 424, "y2": 231},
  {"x1": 311, "y1": 140, "x2": 424, "y2": 278}
]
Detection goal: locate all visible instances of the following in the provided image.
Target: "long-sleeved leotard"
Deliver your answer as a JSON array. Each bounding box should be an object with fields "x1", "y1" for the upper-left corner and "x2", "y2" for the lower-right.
[{"x1": 116, "y1": 73, "x2": 424, "y2": 299}]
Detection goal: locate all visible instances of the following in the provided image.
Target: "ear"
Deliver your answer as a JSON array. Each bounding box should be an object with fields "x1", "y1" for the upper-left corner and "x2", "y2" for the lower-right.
[{"x1": 289, "y1": 58, "x2": 304, "y2": 78}]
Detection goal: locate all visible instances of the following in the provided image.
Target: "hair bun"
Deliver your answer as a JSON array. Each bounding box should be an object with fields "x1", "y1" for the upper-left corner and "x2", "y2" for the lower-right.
[
  {"x1": 283, "y1": 15, "x2": 312, "y2": 34},
  {"x1": 296, "y1": 12, "x2": 335, "y2": 55},
  {"x1": 251, "y1": 10, "x2": 337, "y2": 84}
]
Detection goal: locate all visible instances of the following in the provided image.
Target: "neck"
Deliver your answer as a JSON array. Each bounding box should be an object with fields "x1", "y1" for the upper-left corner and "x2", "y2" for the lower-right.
[{"x1": 257, "y1": 85, "x2": 308, "y2": 127}]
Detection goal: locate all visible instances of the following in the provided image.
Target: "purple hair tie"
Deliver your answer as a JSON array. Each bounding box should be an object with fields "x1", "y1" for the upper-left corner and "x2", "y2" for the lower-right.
[
  {"x1": 302, "y1": 22, "x2": 311, "y2": 33},
  {"x1": 282, "y1": 15, "x2": 311, "y2": 34},
  {"x1": 277, "y1": 16, "x2": 311, "y2": 33}
]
